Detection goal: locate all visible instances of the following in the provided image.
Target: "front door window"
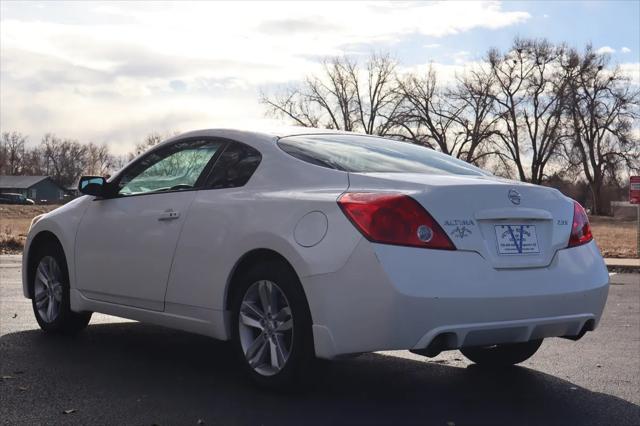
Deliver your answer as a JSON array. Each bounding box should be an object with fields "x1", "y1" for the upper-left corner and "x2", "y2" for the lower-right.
[{"x1": 117, "y1": 140, "x2": 223, "y2": 196}]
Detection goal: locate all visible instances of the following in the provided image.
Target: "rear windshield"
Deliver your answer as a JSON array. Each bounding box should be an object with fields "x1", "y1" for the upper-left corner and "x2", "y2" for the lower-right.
[{"x1": 277, "y1": 134, "x2": 489, "y2": 176}]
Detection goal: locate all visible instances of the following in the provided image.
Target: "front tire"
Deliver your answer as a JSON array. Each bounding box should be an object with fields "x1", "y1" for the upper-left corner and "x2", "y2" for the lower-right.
[
  {"x1": 231, "y1": 261, "x2": 314, "y2": 389},
  {"x1": 461, "y1": 339, "x2": 543, "y2": 367},
  {"x1": 30, "y1": 243, "x2": 91, "y2": 334}
]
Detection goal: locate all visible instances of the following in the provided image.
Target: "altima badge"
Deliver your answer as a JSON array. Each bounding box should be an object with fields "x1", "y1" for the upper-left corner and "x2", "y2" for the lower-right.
[
  {"x1": 451, "y1": 226, "x2": 472, "y2": 239},
  {"x1": 508, "y1": 189, "x2": 521, "y2": 205}
]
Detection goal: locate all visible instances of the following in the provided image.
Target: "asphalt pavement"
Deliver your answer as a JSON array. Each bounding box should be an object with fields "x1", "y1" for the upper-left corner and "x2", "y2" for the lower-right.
[{"x1": 1, "y1": 255, "x2": 639, "y2": 425}]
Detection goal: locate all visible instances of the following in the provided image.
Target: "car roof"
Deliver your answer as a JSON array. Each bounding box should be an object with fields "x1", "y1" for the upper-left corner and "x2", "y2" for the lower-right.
[
  {"x1": 120, "y1": 126, "x2": 385, "y2": 175},
  {"x1": 161, "y1": 126, "x2": 365, "y2": 148}
]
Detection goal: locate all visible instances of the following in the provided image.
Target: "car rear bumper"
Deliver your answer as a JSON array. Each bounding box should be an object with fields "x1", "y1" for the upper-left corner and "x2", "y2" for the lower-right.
[{"x1": 303, "y1": 239, "x2": 609, "y2": 359}]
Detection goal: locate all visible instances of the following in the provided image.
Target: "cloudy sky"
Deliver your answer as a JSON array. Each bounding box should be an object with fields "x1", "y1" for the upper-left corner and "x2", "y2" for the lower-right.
[{"x1": 1, "y1": 1, "x2": 639, "y2": 154}]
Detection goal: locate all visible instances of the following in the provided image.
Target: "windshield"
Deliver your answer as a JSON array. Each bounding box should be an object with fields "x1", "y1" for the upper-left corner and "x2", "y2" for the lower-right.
[{"x1": 277, "y1": 134, "x2": 489, "y2": 176}]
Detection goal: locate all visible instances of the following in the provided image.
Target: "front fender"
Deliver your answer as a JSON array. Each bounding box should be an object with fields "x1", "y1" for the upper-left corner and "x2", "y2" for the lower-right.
[{"x1": 22, "y1": 197, "x2": 91, "y2": 298}]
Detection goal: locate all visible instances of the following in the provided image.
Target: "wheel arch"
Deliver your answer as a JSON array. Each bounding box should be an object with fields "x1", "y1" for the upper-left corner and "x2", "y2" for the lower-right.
[
  {"x1": 224, "y1": 248, "x2": 306, "y2": 312},
  {"x1": 25, "y1": 230, "x2": 66, "y2": 298}
]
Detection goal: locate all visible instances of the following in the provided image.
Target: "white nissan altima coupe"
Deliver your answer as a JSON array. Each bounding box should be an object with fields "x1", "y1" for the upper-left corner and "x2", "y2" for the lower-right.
[{"x1": 22, "y1": 128, "x2": 608, "y2": 387}]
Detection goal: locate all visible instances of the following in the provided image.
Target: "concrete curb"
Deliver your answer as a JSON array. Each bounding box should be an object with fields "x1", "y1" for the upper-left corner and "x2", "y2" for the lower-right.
[
  {"x1": 605, "y1": 258, "x2": 639, "y2": 273},
  {"x1": 604, "y1": 258, "x2": 640, "y2": 267}
]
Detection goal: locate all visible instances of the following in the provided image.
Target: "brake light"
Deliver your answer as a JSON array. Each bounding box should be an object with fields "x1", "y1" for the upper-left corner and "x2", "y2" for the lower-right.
[
  {"x1": 568, "y1": 201, "x2": 593, "y2": 247},
  {"x1": 337, "y1": 192, "x2": 456, "y2": 250}
]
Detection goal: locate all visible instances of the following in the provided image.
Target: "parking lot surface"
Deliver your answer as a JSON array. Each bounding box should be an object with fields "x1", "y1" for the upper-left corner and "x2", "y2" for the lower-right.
[{"x1": 1, "y1": 255, "x2": 639, "y2": 425}]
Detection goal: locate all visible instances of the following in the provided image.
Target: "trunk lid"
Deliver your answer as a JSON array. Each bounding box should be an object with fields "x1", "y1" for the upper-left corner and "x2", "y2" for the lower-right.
[{"x1": 347, "y1": 173, "x2": 574, "y2": 269}]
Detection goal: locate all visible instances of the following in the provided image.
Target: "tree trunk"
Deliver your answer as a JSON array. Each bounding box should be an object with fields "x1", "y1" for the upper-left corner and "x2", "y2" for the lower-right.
[{"x1": 589, "y1": 180, "x2": 604, "y2": 216}]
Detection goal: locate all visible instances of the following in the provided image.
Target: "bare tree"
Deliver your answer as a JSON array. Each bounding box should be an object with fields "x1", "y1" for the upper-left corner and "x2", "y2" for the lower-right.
[
  {"x1": 40, "y1": 134, "x2": 88, "y2": 188},
  {"x1": 261, "y1": 54, "x2": 402, "y2": 135},
  {"x1": 85, "y1": 143, "x2": 115, "y2": 176},
  {"x1": 394, "y1": 66, "x2": 464, "y2": 154},
  {"x1": 487, "y1": 44, "x2": 530, "y2": 180},
  {"x1": 522, "y1": 40, "x2": 571, "y2": 184},
  {"x1": 349, "y1": 54, "x2": 402, "y2": 135},
  {"x1": 21, "y1": 146, "x2": 47, "y2": 176},
  {"x1": 562, "y1": 46, "x2": 640, "y2": 214},
  {"x1": 487, "y1": 38, "x2": 570, "y2": 183},
  {"x1": 129, "y1": 131, "x2": 176, "y2": 160},
  {"x1": 451, "y1": 69, "x2": 502, "y2": 165},
  {"x1": 394, "y1": 66, "x2": 500, "y2": 164},
  {"x1": 0, "y1": 132, "x2": 27, "y2": 175},
  {"x1": 0, "y1": 139, "x2": 4, "y2": 174}
]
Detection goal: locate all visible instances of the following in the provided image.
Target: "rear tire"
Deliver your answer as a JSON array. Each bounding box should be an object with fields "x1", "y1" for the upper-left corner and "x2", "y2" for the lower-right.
[
  {"x1": 30, "y1": 242, "x2": 91, "y2": 334},
  {"x1": 231, "y1": 260, "x2": 314, "y2": 389},
  {"x1": 460, "y1": 339, "x2": 543, "y2": 367}
]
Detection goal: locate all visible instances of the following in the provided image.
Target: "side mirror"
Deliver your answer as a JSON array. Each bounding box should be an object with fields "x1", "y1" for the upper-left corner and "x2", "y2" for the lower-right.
[{"x1": 78, "y1": 176, "x2": 107, "y2": 196}]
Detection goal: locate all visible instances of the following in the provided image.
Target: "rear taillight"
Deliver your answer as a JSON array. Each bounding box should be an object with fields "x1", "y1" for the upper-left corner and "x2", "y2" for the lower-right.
[
  {"x1": 568, "y1": 201, "x2": 593, "y2": 247},
  {"x1": 337, "y1": 192, "x2": 456, "y2": 250}
]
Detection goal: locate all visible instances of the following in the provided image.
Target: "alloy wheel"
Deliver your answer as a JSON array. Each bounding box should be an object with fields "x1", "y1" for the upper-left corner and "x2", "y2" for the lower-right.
[
  {"x1": 238, "y1": 280, "x2": 294, "y2": 376},
  {"x1": 33, "y1": 256, "x2": 64, "y2": 323}
]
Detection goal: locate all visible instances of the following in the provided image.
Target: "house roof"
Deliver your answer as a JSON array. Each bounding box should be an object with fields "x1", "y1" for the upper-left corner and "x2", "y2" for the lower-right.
[{"x1": 0, "y1": 175, "x2": 54, "y2": 189}]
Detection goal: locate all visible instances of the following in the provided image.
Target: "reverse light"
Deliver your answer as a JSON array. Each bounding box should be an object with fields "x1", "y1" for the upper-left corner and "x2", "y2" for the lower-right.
[
  {"x1": 337, "y1": 192, "x2": 456, "y2": 250},
  {"x1": 567, "y1": 201, "x2": 593, "y2": 247}
]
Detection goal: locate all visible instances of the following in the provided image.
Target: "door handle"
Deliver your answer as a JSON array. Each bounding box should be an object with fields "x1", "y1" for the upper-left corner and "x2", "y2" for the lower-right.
[{"x1": 158, "y1": 209, "x2": 180, "y2": 221}]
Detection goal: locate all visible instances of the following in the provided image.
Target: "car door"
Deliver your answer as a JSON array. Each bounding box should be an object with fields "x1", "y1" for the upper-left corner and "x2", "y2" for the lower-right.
[
  {"x1": 163, "y1": 142, "x2": 263, "y2": 316},
  {"x1": 75, "y1": 138, "x2": 225, "y2": 311}
]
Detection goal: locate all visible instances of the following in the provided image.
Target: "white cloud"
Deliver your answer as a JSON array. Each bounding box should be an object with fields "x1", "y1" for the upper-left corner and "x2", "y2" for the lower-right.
[
  {"x1": 0, "y1": 1, "x2": 530, "y2": 153},
  {"x1": 621, "y1": 47, "x2": 631, "y2": 53},
  {"x1": 449, "y1": 50, "x2": 472, "y2": 65},
  {"x1": 424, "y1": 43, "x2": 441, "y2": 49},
  {"x1": 398, "y1": 60, "x2": 488, "y2": 86},
  {"x1": 596, "y1": 46, "x2": 616, "y2": 55},
  {"x1": 620, "y1": 63, "x2": 640, "y2": 86}
]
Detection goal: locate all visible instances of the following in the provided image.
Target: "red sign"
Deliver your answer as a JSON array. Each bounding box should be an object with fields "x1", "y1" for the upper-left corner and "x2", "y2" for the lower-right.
[{"x1": 631, "y1": 176, "x2": 640, "y2": 204}]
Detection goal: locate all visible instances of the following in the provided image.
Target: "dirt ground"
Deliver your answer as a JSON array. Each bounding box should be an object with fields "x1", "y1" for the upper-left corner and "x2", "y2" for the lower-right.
[{"x1": 0, "y1": 204, "x2": 638, "y2": 258}]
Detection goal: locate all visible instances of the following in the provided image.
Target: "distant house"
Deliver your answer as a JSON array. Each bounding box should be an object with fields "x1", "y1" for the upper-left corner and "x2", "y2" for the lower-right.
[
  {"x1": 65, "y1": 185, "x2": 80, "y2": 199},
  {"x1": 0, "y1": 175, "x2": 67, "y2": 203}
]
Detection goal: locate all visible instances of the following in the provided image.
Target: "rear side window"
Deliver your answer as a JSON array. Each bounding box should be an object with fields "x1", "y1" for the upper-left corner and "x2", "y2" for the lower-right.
[
  {"x1": 277, "y1": 134, "x2": 488, "y2": 176},
  {"x1": 206, "y1": 142, "x2": 262, "y2": 189}
]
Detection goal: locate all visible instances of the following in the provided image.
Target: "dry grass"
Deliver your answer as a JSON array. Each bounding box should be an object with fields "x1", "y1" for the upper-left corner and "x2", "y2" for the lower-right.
[
  {"x1": 590, "y1": 215, "x2": 638, "y2": 259},
  {"x1": 0, "y1": 229, "x2": 23, "y2": 254},
  {"x1": 0, "y1": 204, "x2": 637, "y2": 258},
  {"x1": 0, "y1": 204, "x2": 61, "y2": 254}
]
